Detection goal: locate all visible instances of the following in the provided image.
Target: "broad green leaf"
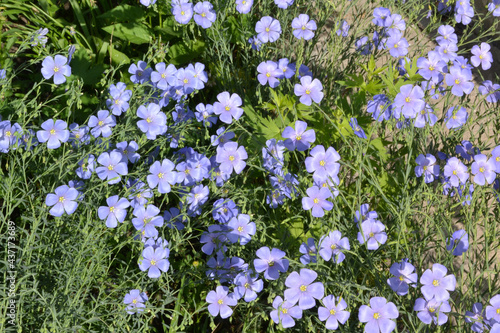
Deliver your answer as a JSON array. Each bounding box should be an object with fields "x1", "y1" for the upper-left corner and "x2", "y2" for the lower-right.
[
  {"x1": 102, "y1": 23, "x2": 152, "y2": 45},
  {"x1": 108, "y1": 46, "x2": 130, "y2": 66},
  {"x1": 168, "y1": 40, "x2": 205, "y2": 65},
  {"x1": 97, "y1": 4, "x2": 145, "y2": 22}
]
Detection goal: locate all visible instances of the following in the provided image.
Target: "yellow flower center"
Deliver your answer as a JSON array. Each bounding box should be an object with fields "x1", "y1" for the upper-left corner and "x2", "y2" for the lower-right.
[
  {"x1": 108, "y1": 165, "x2": 114, "y2": 171},
  {"x1": 59, "y1": 196, "x2": 65, "y2": 203},
  {"x1": 225, "y1": 106, "x2": 230, "y2": 111},
  {"x1": 405, "y1": 97, "x2": 410, "y2": 103},
  {"x1": 330, "y1": 244, "x2": 337, "y2": 250},
  {"x1": 497, "y1": 308, "x2": 500, "y2": 314},
  {"x1": 373, "y1": 312, "x2": 380, "y2": 319},
  {"x1": 319, "y1": 160, "x2": 326, "y2": 166},
  {"x1": 137, "y1": 193, "x2": 142, "y2": 198},
  {"x1": 479, "y1": 167, "x2": 485, "y2": 173},
  {"x1": 300, "y1": 285, "x2": 307, "y2": 292},
  {"x1": 283, "y1": 68, "x2": 287, "y2": 72},
  {"x1": 296, "y1": 135, "x2": 302, "y2": 140},
  {"x1": 423, "y1": 165, "x2": 428, "y2": 171},
  {"x1": 229, "y1": 155, "x2": 235, "y2": 161},
  {"x1": 98, "y1": 121, "x2": 104, "y2": 126},
  {"x1": 369, "y1": 232, "x2": 375, "y2": 237},
  {"x1": 242, "y1": 0, "x2": 246, "y2": 3},
  {"x1": 150, "y1": 259, "x2": 156, "y2": 266},
  {"x1": 265, "y1": 27, "x2": 270, "y2": 32},
  {"x1": 330, "y1": 309, "x2": 336, "y2": 315},
  {"x1": 452, "y1": 170, "x2": 457, "y2": 175},
  {"x1": 244, "y1": 282, "x2": 250, "y2": 288},
  {"x1": 53, "y1": 66, "x2": 59, "y2": 73},
  {"x1": 455, "y1": 79, "x2": 460, "y2": 85},
  {"x1": 132, "y1": 299, "x2": 137, "y2": 304},
  {"x1": 218, "y1": 299, "x2": 223, "y2": 305},
  {"x1": 496, "y1": 157, "x2": 500, "y2": 162},
  {"x1": 313, "y1": 198, "x2": 319, "y2": 204},
  {"x1": 146, "y1": 117, "x2": 152, "y2": 123},
  {"x1": 429, "y1": 66, "x2": 434, "y2": 71},
  {"x1": 394, "y1": 44, "x2": 399, "y2": 48},
  {"x1": 452, "y1": 115, "x2": 457, "y2": 119},
  {"x1": 110, "y1": 206, "x2": 115, "y2": 213},
  {"x1": 266, "y1": 72, "x2": 271, "y2": 77},
  {"x1": 282, "y1": 308, "x2": 288, "y2": 314},
  {"x1": 161, "y1": 73, "x2": 166, "y2": 79},
  {"x1": 158, "y1": 172, "x2": 164, "y2": 179},
  {"x1": 201, "y1": 13, "x2": 206, "y2": 17},
  {"x1": 305, "y1": 89, "x2": 311, "y2": 95},
  {"x1": 237, "y1": 226, "x2": 244, "y2": 233},
  {"x1": 444, "y1": 49, "x2": 448, "y2": 54},
  {"x1": 50, "y1": 129, "x2": 56, "y2": 135},
  {"x1": 301, "y1": 26, "x2": 306, "y2": 30},
  {"x1": 432, "y1": 279, "x2": 440, "y2": 286},
  {"x1": 114, "y1": 99, "x2": 120, "y2": 104},
  {"x1": 5, "y1": 130, "x2": 12, "y2": 137},
  {"x1": 183, "y1": 79, "x2": 188, "y2": 84},
  {"x1": 181, "y1": 11, "x2": 185, "y2": 15},
  {"x1": 399, "y1": 275, "x2": 404, "y2": 281},
  {"x1": 268, "y1": 261, "x2": 274, "y2": 267},
  {"x1": 429, "y1": 307, "x2": 435, "y2": 313}
]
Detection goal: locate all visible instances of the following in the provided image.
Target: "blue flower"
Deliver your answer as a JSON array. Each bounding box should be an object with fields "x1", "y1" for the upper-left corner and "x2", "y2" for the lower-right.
[
  {"x1": 98, "y1": 195, "x2": 130, "y2": 228},
  {"x1": 193, "y1": 1, "x2": 216, "y2": 29},
  {"x1": 255, "y1": 16, "x2": 281, "y2": 43},
  {"x1": 139, "y1": 245, "x2": 170, "y2": 278},
  {"x1": 45, "y1": 185, "x2": 79, "y2": 217},
  {"x1": 137, "y1": 103, "x2": 168, "y2": 140},
  {"x1": 36, "y1": 119, "x2": 69, "y2": 149},
  {"x1": 123, "y1": 289, "x2": 148, "y2": 314},
  {"x1": 41, "y1": 55, "x2": 71, "y2": 84},
  {"x1": 446, "y1": 229, "x2": 469, "y2": 255}
]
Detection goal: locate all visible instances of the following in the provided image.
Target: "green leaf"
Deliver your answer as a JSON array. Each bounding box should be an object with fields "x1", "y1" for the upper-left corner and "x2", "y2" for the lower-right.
[
  {"x1": 97, "y1": 4, "x2": 145, "y2": 22},
  {"x1": 369, "y1": 138, "x2": 389, "y2": 162},
  {"x1": 154, "y1": 16, "x2": 183, "y2": 41},
  {"x1": 108, "y1": 46, "x2": 130, "y2": 66},
  {"x1": 168, "y1": 40, "x2": 205, "y2": 65},
  {"x1": 102, "y1": 23, "x2": 152, "y2": 45}
]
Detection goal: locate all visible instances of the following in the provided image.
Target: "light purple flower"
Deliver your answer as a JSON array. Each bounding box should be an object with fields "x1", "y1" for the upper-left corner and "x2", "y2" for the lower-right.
[
  {"x1": 172, "y1": 2, "x2": 193, "y2": 24},
  {"x1": 132, "y1": 204, "x2": 164, "y2": 238},
  {"x1": 233, "y1": 270, "x2": 263, "y2": 302},
  {"x1": 318, "y1": 230, "x2": 350, "y2": 263},
  {"x1": 372, "y1": 7, "x2": 391, "y2": 27},
  {"x1": 128, "y1": 61, "x2": 152, "y2": 84},
  {"x1": 206, "y1": 286, "x2": 237, "y2": 319},
  {"x1": 294, "y1": 76, "x2": 324, "y2": 105},
  {"x1": 139, "y1": 246, "x2": 169, "y2": 278},
  {"x1": 302, "y1": 186, "x2": 333, "y2": 218},
  {"x1": 123, "y1": 289, "x2": 148, "y2": 314},
  {"x1": 257, "y1": 60, "x2": 281, "y2": 88},
  {"x1": 137, "y1": 103, "x2": 167, "y2": 140},
  {"x1": 478, "y1": 80, "x2": 500, "y2": 103},
  {"x1": 386, "y1": 30, "x2": 409, "y2": 58},
  {"x1": 274, "y1": 0, "x2": 294, "y2": 9},
  {"x1": 486, "y1": 295, "x2": 500, "y2": 326},
  {"x1": 443, "y1": 157, "x2": 469, "y2": 187},
  {"x1": 36, "y1": 119, "x2": 69, "y2": 149},
  {"x1": 253, "y1": 246, "x2": 289, "y2": 280},
  {"x1": 318, "y1": 295, "x2": 350, "y2": 330},
  {"x1": 445, "y1": 66, "x2": 474, "y2": 97},
  {"x1": 151, "y1": 63, "x2": 177, "y2": 90},
  {"x1": 420, "y1": 263, "x2": 456, "y2": 302},
  {"x1": 291, "y1": 14, "x2": 317, "y2": 41},
  {"x1": 445, "y1": 106, "x2": 468, "y2": 129},
  {"x1": 255, "y1": 16, "x2": 281, "y2": 43},
  {"x1": 98, "y1": 195, "x2": 130, "y2": 228},
  {"x1": 393, "y1": 84, "x2": 425, "y2": 119},
  {"x1": 236, "y1": 0, "x2": 253, "y2": 14},
  {"x1": 299, "y1": 238, "x2": 317, "y2": 265},
  {"x1": 336, "y1": 20, "x2": 350, "y2": 37},
  {"x1": 414, "y1": 297, "x2": 451, "y2": 325},
  {"x1": 357, "y1": 219, "x2": 387, "y2": 250},
  {"x1": 215, "y1": 141, "x2": 247, "y2": 175},
  {"x1": 387, "y1": 260, "x2": 418, "y2": 296},
  {"x1": 116, "y1": 141, "x2": 140, "y2": 164},
  {"x1": 45, "y1": 185, "x2": 79, "y2": 217},
  {"x1": 282, "y1": 120, "x2": 315, "y2": 151},
  {"x1": 147, "y1": 159, "x2": 176, "y2": 193},
  {"x1": 350, "y1": 117, "x2": 367, "y2": 139},
  {"x1": 270, "y1": 296, "x2": 302, "y2": 328},
  {"x1": 96, "y1": 151, "x2": 128, "y2": 184},
  {"x1": 436, "y1": 25, "x2": 458, "y2": 45},
  {"x1": 359, "y1": 297, "x2": 399, "y2": 333},
  {"x1": 284, "y1": 268, "x2": 324, "y2": 310},
  {"x1": 193, "y1": 1, "x2": 216, "y2": 29},
  {"x1": 88, "y1": 110, "x2": 116, "y2": 138},
  {"x1": 446, "y1": 229, "x2": 469, "y2": 255},
  {"x1": 304, "y1": 145, "x2": 341, "y2": 180},
  {"x1": 227, "y1": 214, "x2": 256, "y2": 245},
  {"x1": 415, "y1": 154, "x2": 440, "y2": 183},
  {"x1": 41, "y1": 55, "x2": 71, "y2": 84},
  {"x1": 213, "y1": 91, "x2": 244, "y2": 124},
  {"x1": 465, "y1": 303, "x2": 488, "y2": 333},
  {"x1": 471, "y1": 154, "x2": 496, "y2": 185}
]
